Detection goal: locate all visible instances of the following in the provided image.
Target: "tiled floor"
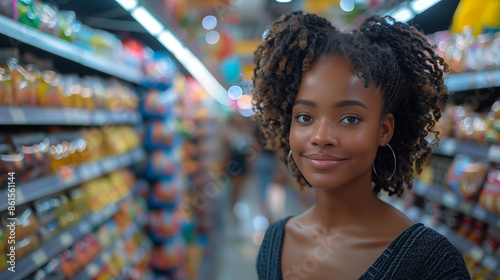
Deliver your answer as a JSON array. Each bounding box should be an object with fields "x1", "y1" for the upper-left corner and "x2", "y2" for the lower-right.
[{"x1": 206, "y1": 174, "x2": 305, "y2": 280}]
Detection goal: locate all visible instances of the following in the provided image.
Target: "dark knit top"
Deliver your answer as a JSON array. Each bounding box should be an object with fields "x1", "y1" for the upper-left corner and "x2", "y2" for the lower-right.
[{"x1": 257, "y1": 216, "x2": 471, "y2": 280}]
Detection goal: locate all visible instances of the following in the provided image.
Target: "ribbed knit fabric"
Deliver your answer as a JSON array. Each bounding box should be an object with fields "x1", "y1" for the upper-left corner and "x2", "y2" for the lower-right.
[{"x1": 257, "y1": 216, "x2": 472, "y2": 280}]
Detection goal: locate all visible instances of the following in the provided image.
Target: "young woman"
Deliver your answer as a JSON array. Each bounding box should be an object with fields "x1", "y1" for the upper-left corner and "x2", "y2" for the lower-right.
[{"x1": 252, "y1": 11, "x2": 471, "y2": 280}]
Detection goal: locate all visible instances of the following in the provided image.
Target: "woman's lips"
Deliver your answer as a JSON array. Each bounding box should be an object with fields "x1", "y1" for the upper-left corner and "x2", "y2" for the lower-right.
[{"x1": 304, "y1": 154, "x2": 345, "y2": 170}]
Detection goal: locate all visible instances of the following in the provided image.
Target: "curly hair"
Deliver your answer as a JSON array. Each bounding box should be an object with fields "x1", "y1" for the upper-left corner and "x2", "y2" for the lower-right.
[{"x1": 251, "y1": 11, "x2": 449, "y2": 196}]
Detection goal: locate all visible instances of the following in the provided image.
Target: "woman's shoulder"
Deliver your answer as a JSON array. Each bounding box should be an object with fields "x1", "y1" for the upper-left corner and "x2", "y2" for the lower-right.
[
  {"x1": 386, "y1": 223, "x2": 471, "y2": 279},
  {"x1": 393, "y1": 223, "x2": 460, "y2": 256}
]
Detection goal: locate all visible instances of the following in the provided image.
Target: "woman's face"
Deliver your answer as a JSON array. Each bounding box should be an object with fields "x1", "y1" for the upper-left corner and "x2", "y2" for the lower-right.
[{"x1": 289, "y1": 55, "x2": 393, "y2": 190}]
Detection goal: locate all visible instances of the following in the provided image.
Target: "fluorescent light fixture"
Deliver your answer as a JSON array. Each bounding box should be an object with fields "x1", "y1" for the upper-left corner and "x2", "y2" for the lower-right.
[
  {"x1": 276, "y1": 0, "x2": 292, "y2": 3},
  {"x1": 115, "y1": 0, "x2": 137, "y2": 11},
  {"x1": 205, "y1": 30, "x2": 220, "y2": 45},
  {"x1": 391, "y1": 7, "x2": 414, "y2": 22},
  {"x1": 158, "y1": 30, "x2": 228, "y2": 106},
  {"x1": 131, "y1": 6, "x2": 164, "y2": 36},
  {"x1": 202, "y1": 15, "x2": 217, "y2": 30},
  {"x1": 340, "y1": 0, "x2": 355, "y2": 12},
  {"x1": 228, "y1": 85, "x2": 243, "y2": 100},
  {"x1": 411, "y1": 0, "x2": 441, "y2": 14}
]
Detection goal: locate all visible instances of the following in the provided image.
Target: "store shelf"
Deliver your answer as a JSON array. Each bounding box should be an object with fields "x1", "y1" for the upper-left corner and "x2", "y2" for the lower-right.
[
  {"x1": 432, "y1": 138, "x2": 500, "y2": 163},
  {"x1": 445, "y1": 69, "x2": 500, "y2": 92},
  {"x1": 435, "y1": 222, "x2": 500, "y2": 276},
  {"x1": 401, "y1": 206, "x2": 500, "y2": 277},
  {"x1": 74, "y1": 214, "x2": 148, "y2": 280},
  {"x1": 0, "y1": 15, "x2": 142, "y2": 84},
  {"x1": 413, "y1": 181, "x2": 500, "y2": 230},
  {"x1": 0, "y1": 107, "x2": 142, "y2": 125},
  {"x1": 0, "y1": 194, "x2": 133, "y2": 280},
  {"x1": 118, "y1": 242, "x2": 152, "y2": 280},
  {"x1": 0, "y1": 148, "x2": 145, "y2": 212}
]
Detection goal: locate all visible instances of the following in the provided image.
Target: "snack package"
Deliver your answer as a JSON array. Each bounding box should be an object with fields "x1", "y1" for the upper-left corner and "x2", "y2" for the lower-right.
[
  {"x1": 479, "y1": 169, "x2": 500, "y2": 214},
  {"x1": 10, "y1": 133, "x2": 50, "y2": 181},
  {"x1": 2, "y1": 206, "x2": 39, "y2": 242},
  {"x1": 147, "y1": 209, "x2": 180, "y2": 243},
  {"x1": 144, "y1": 120, "x2": 181, "y2": 150},
  {"x1": 9, "y1": 57, "x2": 37, "y2": 106},
  {"x1": 0, "y1": 0, "x2": 15, "y2": 19},
  {"x1": 35, "y1": 1, "x2": 58, "y2": 36},
  {"x1": 17, "y1": 0, "x2": 40, "y2": 28},
  {"x1": 140, "y1": 89, "x2": 177, "y2": 119},
  {"x1": 15, "y1": 233, "x2": 39, "y2": 258},
  {"x1": 0, "y1": 61, "x2": 13, "y2": 106},
  {"x1": 148, "y1": 179, "x2": 182, "y2": 208},
  {"x1": 0, "y1": 142, "x2": 24, "y2": 189},
  {"x1": 446, "y1": 154, "x2": 489, "y2": 201},
  {"x1": 145, "y1": 149, "x2": 179, "y2": 180}
]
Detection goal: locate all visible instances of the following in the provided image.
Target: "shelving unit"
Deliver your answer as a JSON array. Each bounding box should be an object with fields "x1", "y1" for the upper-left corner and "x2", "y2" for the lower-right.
[
  {"x1": 412, "y1": 181, "x2": 500, "y2": 228},
  {"x1": 432, "y1": 138, "x2": 500, "y2": 163},
  {"x1": 445, "y1": 69, "x2": 500, "y2": 92},
  {"x1": 0, "y1": 148, "x2": 144, "y2": 212},
  {"x1": 400, "y1": 205, "x2": 500, "y2": 277},
  {"x1": 0, "y1": 191, "x2": 136, "y2": 280},
  {"x1": 0, "y1": 9, "x2": 151, "y2": 279},
  {"x1": 0, "y1": 15, "x2": 142, "y2": 84},
  {"x1": 73, "y1": 214, "x2": 148, "y2": 280},
  {"x1": 0, "y1": 107, "x2": 142, "y2": 126}
]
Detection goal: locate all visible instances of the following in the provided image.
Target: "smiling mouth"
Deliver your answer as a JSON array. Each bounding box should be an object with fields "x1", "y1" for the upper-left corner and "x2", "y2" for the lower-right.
[{"x1": 304, "y1": 155, "x2": 346, "y2": 170}]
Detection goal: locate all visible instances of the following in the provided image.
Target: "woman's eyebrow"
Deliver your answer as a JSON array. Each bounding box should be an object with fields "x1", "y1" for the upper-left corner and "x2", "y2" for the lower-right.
[
  {"x1": 293, "y1": 99, "x2": 368, "y2": 110},
  {"x1": 334, "y1": 100, "x2": 368, "y2": 110},
  {"x1": 293, "y1": 99, "x2": 315, "y2": 107}
]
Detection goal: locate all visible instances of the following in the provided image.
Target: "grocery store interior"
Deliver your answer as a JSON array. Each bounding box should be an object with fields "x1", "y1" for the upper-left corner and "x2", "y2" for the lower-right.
[{"x1": 1, "y1": 0, "x2": 500, "y2": 279}]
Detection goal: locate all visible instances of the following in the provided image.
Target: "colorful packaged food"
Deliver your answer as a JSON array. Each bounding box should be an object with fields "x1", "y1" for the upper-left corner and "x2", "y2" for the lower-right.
[
  {"x1": 11, "y1": 133, "x2": 50, "y2": 181},
  {"x1": 0, "y1": 61, "x2": 13, "y2": 106},
  {"x1": 0, "y1": 142, "x2": 24, "y2": 189},
  {"x1": 446, "y1": 154, "x2": 489, "y2": 201}
]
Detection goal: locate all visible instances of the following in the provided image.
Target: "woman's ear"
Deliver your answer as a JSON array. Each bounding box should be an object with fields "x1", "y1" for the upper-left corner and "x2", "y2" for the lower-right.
[{"x1": 380, "y1": 113, "x2": 394, "y2": 145}]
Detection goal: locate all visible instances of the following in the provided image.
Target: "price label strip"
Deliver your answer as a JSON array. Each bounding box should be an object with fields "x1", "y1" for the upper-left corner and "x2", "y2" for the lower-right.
[
  {"x1": 31, "y1": 249, "x2": 48, "y2": 267},
  {"x1": 488, "y1": 145, "x2": 500, "y2": 162},
  {"x1": 482, "y1": 255, "x2": 498, "y2": 271},
  {"x1": 59, "y1": 232, "x2": 74, "y2": 248},
  {"x1": 442, "y1": 192, "x2": 458, "y2": 208},
  {"x1": 86, "y1": 263, "x2": 100, "y2": 277},
  {"x1": 440, "y1": 139, "x2": 457, "y2": 156},
  {"x1": 9, "y1": 108, "x2": 27, "y2": 124},
  {"x1": 79, "y1": 221, "x2": 91, "y2": 233},
  {"x1": 472, "y1": 206, "x2": 487, "y2": 222},
  {"x1": 469, "y1": 246, "x2": 485, "y2": 262},
  {"x1": 16, "y1": 189, "x2": 26, "y2": 204},
  {"x1": 79, "y1": 165, "x2": 93, "y2": 181}
]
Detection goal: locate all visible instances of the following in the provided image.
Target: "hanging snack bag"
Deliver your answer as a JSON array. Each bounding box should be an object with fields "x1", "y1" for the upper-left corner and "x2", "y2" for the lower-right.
[
  {"x1": 479, "y1": 169, "x2": 500, "y2": 214},
  {"x1": 446, "y1": 154, "x2": 489, "y2": 201}
]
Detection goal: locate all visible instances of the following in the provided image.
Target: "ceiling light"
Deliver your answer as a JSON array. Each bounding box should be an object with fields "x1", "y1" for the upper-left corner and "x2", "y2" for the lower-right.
[
  {"x1": 228, "y1": 86, "x2": 243, "y2": 100},
  {"x1": 131, "y1": 6, "x2": 164, "y2": 36},
  {"x1": 205, "y1": 30, "x2": 220, "y2": 45},
  {"x1": 158, "y1": 31, "x2": 228, "y2": 106},
  {"x1": 202, "y1": 15, "x2": 217, "y2": 30},
  {"x1": 411, "y1": 0, "x2": 441, "y2": 14},
  {"x1": 115, "y1": 0, "x2": 137, "y2": 11},
  {"x1": 390, "y1": 7, "x2": 414, "y2": 22},
  {"x1": 340, "y1": 0, "x2": 355, "y2": 12},
  {"x1": 275, "y1": 0, "x2": 292, "y2": 3}
]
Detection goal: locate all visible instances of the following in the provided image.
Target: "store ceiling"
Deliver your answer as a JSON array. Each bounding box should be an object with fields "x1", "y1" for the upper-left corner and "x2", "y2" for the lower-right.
[{"x1": 54, "y1": 0, "x2": 461, "y2": 85}]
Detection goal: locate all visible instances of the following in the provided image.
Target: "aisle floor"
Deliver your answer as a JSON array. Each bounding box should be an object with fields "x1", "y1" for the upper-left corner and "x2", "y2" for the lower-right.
[{"x1": 206, "y1": 174, "x2": 305, "y2": 280}]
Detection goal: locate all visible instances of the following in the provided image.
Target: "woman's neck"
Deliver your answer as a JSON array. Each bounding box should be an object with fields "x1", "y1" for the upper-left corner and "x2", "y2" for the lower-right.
[{"x1": 309, "y1": 178, "x2": 385, "y2": 234}]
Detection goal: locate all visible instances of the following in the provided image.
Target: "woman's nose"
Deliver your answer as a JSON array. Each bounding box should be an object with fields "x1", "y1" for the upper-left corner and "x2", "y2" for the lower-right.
[{"x1": 310, "y1": 119, "x2": 338, "y2": 147}]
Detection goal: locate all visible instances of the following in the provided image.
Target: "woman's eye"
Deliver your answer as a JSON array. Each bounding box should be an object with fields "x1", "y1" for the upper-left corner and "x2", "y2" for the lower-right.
[
  {"x1": 341, "y1": 116, "x2": 360, "y2": 124},
  {"x1": 296, "y1": 114, "x2": 313, "y2": 123}
]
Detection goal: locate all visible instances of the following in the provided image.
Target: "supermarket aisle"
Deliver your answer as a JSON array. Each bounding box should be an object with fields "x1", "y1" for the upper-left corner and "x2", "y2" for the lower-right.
[{"x1": 207, "y1": 167, "x2": 306, "y2": 280}]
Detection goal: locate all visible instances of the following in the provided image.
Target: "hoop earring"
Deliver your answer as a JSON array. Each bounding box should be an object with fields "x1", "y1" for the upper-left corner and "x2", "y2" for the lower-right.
[
  {"x1": 372, "y1": 143, "x2": 396, "y2": 181},
  {"x1": 287, "y1": 150, "x2": 294, "y2": 172}
]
